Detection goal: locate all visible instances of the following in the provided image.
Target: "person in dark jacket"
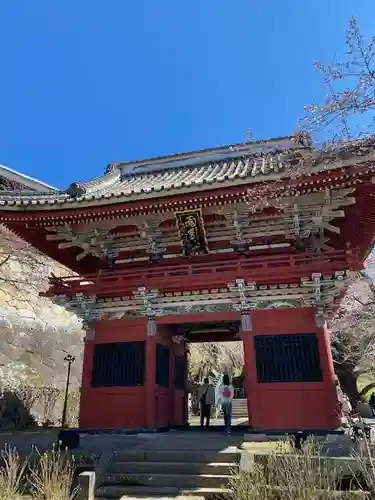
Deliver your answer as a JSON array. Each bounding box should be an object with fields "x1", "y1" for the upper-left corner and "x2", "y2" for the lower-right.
[
  {"x1": 198, "y1": 378, "x2": 215, "y2": 428},
  {"x1": 369, "y1": 392, "x2": 375, "y2": 417}
]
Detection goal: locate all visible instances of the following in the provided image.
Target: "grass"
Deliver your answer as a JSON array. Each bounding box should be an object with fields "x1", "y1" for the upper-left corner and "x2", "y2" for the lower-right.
[
  {"x1": 0, "y1": 446, "x2": 28, "y2": 500},
  {"x1": 28, "y1": 446, "x2": 77, "y2": 500},
  {"x1": 0, "y1": 444, "x2": 78, "y2": 500},
  {"x1": 240, "y1": 440, "x2": 293, "y2": 452},
  {"x1": 229, "y1": 437, "x2": 375, "y2": 500},
  {"x1": 2, "y1": 435, "x2": 375, "y2": 499}
]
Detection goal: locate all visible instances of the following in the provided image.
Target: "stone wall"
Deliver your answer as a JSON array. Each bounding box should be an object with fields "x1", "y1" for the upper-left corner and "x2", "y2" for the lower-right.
[{"x1": 0, "y1": 229, "x2": 84, "y2": 388}]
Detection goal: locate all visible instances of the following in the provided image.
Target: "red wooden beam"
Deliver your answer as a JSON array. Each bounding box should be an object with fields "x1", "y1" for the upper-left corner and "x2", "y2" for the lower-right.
[{"x1": 44, "y1": 250, "x2": 362, "y2": 298}]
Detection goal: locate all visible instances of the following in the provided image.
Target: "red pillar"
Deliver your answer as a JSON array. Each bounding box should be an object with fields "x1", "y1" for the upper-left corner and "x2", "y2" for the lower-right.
[
  {"x1": 170, "y1": 341, "x2": 176, "y2": 425},
  {"x1": 243, "y1": 307, "x2": 340, "y2": 431},
  {"x1": 78, "y1": 340, "x2": 94, "y2": 427},
  {"x1": 184, "y1": 348, "x2": 189, "y2": 426},
  {"x1": 145, "y1": 326, "x2": 156, "y2": 429},
  {"x1": 171, "y1": 341, "x2": 188, "y2": 427},
  {"x1": 79, "y1": 318, "x2": 150, "y2": 429},
  {"x1": 317, "y1": 321, "x2": 341, "y2": 426},
  {"x1": 317, "y1": 322, "x2": 336, "y2": 382},
  {"x1": 241, "y1": 325, "x2": 254, "y2": 428}
]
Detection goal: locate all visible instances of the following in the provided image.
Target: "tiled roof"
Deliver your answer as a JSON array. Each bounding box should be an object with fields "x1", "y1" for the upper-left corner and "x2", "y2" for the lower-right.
[
  {"x1": 0, "y1": 135, "x2": 369, "y2": 210},
  {"x1": 0, "y1": 154, "x2": 299, "y2": 208},
  {"x1": 0, "y1": 164, "x2": 58, "y2": 193}
]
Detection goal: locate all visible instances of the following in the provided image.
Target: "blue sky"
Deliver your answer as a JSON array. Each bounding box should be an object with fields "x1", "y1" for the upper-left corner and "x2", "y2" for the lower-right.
[{"x1": 0, "y1": 1, "x2": 374, "y2": 189}]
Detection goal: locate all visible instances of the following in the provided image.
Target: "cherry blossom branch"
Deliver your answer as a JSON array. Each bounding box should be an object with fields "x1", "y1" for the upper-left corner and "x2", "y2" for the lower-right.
[{"x1": 300, "y1": 17, "x2": 375, "y2": 143}]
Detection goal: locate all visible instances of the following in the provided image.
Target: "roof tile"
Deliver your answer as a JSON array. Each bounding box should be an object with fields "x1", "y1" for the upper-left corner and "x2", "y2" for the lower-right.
[{"x1": 0, "y1": 145, "x2": 313, "y2": 208}]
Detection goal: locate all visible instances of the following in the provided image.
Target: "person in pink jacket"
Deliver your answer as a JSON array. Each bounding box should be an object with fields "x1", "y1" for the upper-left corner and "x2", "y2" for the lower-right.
[{"x1": 217, "y1": 373, "x2": 234, "y2": 435}]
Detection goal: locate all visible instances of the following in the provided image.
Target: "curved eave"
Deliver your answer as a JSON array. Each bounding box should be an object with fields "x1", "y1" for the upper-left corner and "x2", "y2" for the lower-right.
[
  {"x1": 0, "y1": 154, "x2": 374, "y2": 214},
  {"x1": 0, "y1": 171, "x2": 287, "y2": 211}
]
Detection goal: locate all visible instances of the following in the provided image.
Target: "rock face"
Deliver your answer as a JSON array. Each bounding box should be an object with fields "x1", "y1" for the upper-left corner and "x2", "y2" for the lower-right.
[{"x1": 0, "y1": 229, "x2": 84, "y2": 389}]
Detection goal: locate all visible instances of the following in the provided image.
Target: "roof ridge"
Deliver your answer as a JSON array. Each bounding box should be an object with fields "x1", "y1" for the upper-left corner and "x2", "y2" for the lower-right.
[{"x1": 111, "y1": 135, "x2": 295, "y2": 169}]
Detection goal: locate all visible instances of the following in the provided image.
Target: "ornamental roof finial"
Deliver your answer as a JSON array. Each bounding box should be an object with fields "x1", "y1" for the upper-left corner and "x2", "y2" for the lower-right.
[
  {"x1": 64, "y1": 182, "x2": 86, "y2": 198},
  {"x1": 105, "y1": 162, "x2": 121, "y2": 174}
]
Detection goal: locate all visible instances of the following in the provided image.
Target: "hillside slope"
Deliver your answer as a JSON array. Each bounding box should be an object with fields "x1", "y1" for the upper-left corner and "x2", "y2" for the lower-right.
[{"x1": 0, "y1": 229, "x2": 84, "y2": 388}]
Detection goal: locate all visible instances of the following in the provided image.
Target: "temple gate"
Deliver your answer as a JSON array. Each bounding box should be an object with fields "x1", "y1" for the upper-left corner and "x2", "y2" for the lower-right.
[{"x1": 0, "y1": 134, "x2": 374, "y2": 431}]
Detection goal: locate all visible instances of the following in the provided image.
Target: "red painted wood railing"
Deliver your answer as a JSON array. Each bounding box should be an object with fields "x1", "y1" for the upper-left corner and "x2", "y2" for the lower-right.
[{"x1": 45, "y1": 249, "x2": 361, "y2": 297}]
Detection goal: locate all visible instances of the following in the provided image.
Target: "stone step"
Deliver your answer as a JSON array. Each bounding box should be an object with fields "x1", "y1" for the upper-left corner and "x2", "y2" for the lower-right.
[
  {"x1": 100, "y1": 472, "x2": 231, "y2": 489},
  {"x1": 96, "y1": 485, "x2": 231, "y2": 499},
  {"x1": 113, "y1": 449, "x2": 240, "y2": 463},
  {"x1": 96, "y1": 485, "x2": 178, "y2": 498},
  {"x1": 108, "y1": 461, "x2": 238, "y2": 475},
  {"x1": 97, "y1": 488, "x2": 369, "y2": 500},
  {"x1": 108, "y1": 496, "x2": 208, "y2": 500}
]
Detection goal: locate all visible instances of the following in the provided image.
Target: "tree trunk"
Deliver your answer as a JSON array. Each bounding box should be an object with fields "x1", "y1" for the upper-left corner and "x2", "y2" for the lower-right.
[{"x1": 335, "y1": 363, "x2": 361, "y2": 407}]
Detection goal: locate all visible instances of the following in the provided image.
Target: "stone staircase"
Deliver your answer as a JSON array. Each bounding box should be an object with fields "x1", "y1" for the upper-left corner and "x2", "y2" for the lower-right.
[
  {"x1": 96, "y1": 435, "x2": 241, "y2": 499},
  {"x1": 231, "y1": 398, "x2": 248, "y2": 420}
]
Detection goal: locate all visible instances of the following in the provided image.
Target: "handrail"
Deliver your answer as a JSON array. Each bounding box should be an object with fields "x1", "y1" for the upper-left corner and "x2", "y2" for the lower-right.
[
  {"x1": 53, "y1": 250, "x2": 351, "y2": 282},
  {"x1": 46, "y1": 250, "x2": 359, "y2": 296}
]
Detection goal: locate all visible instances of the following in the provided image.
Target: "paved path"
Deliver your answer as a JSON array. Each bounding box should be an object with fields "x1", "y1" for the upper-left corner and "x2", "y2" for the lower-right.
[
  {"x1": 130, "y1": 430, "x2": 242, "y2": 451},
  {"x1": 0, "y1": 416, "x2": 370, "y2": 458},
  {"x1": 0, "y1": 430, "x2": 145, "y2": 457},
  {"x1": 342, "y1": 416, "x2": 375, "y2": 426},
  {"x1": 0, "y1": 427, "x2": 241, "y2": 457},
  {"x1": 189, "y1": 416, "x2": 248, "y2": 427}
]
